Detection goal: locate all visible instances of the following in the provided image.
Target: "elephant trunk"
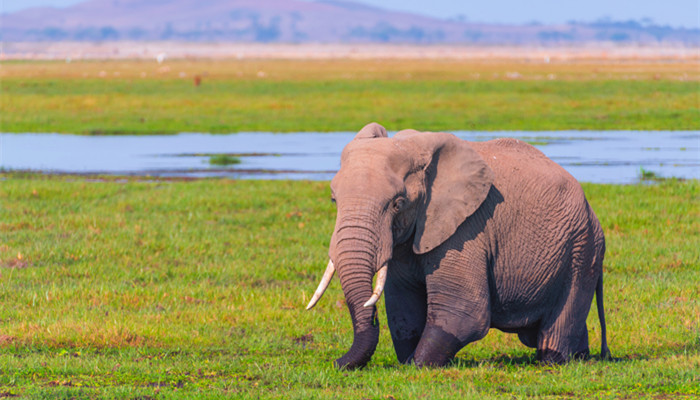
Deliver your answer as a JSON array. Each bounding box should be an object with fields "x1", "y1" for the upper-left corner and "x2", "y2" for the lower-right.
[{"x1": 332, "y1": 221, "x2": 383, "y2": 369}]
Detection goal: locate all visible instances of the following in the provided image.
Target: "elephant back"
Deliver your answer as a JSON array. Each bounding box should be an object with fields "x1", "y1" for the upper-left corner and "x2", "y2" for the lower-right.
[
  {"x1": 470, "y1": 138, "x2": 581, "y2": 199},
  {"x1": 469, "y1": 137, "x2": 591, "y2": 252}
]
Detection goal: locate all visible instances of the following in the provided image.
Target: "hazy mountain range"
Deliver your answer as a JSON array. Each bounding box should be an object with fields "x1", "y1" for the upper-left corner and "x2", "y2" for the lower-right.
[{"x1": 2, "y1": 0, "x2": 698, "y2": 44}]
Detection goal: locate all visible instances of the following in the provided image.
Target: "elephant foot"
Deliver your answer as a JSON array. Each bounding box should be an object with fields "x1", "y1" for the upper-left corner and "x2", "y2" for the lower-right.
[
  {"x1": 334, "y1": 357, "x2": 367, "y2": 370},
  {"x1": 413, "y1": 326, "x2": 462, "y2": 367},
  {"x1": 392, "y1": 337, "x2": 421, "y2": 364},
  {"x1": 573, "y1": 348, "x2": 590, "y2": 360},
  {"x1": 536, "y1": 347, "x2": 590, "y2": 364},
  {"x1": 536, "y1": 348, "x2": 567, "y2": 365}
]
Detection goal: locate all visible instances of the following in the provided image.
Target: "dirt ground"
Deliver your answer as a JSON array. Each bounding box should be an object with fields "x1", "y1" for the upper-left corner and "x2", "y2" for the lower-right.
[{"x1": 2, "y1": 41, "x2": 698, "y2": 62}]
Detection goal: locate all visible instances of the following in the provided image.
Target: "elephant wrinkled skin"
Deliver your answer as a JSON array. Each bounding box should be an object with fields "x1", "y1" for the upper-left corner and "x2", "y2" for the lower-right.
[{"x1": 307, "y1": 123, "x2": 611, "y2": 369}]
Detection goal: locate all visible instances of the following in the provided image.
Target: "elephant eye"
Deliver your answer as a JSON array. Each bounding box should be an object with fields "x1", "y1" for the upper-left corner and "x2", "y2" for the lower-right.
[
  {"x1": 330, "y1": 197, "x2": 336, "y2": 204},
  {"x1": 392, "y1": 197, "x2": 406, "y2": 212}
]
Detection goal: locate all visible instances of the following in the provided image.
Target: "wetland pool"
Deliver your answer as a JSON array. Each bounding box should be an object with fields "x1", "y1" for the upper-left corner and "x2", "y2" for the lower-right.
[{"x1": 1, "y1": 131, "x2": 698, "y2": 184}]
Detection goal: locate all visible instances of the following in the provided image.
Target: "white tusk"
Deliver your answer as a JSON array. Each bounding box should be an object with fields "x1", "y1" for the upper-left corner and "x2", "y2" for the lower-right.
[
  {"x1": 305, "y1": 260, "x2": 335, "y2": 310},
  {"x1": 363, "y1": 265, "x2": 388, "y2": 307}
]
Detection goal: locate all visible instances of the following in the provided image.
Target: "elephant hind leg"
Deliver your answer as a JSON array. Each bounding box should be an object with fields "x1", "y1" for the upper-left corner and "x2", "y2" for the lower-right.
[
  {"x1": 537, "y1": 223, "x2": 601, "y2": 364},
  {"x1": 536, "y1": 286, "x2": 595, "y2": 364},
  {"x1": 386, "y1": 287, "x2": 427, "y2": 363},
  {"x1": 517, "y1": 327, "x2": 538, "y2": 349},
  {"x1": 537, "y1": 324, "x2": 590, "y2": 364},
  {"x1": 385, "y1": 259, "x2": 427, "y2": 364}
]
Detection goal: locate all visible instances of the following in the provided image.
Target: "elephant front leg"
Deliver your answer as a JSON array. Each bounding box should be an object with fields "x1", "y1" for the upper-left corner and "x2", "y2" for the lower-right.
[
  {"x1": 412, "y1": 324, "x2": 464, "y2": 366},
  {"x1": 412, "y1": 255, "x2": 491, "y2": 367},
  {"x1": 413, "y1": 315, "x2": 490, "y2": 367},
  {"x1": 385, "y1": 262, "x2": 427, "y2": 364}
]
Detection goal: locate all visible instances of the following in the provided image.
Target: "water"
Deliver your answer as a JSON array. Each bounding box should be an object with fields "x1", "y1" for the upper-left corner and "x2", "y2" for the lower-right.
[{"x1": 1, "y1": 131, "x2": 698, "y2": 183}]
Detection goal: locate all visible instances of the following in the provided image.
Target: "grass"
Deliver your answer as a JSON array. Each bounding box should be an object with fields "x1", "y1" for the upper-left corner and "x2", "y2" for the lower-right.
[
  {"x1": 0, "y1": 54, "x2": 697, "y2": 397},
  {"x1": 208, "y1": 154, "x2": 242, "y2": 166},
  {"x1": 638, "y1": 167, "x2": 674, "y2": 183},
  {"x1": 0, "y1": 173, "x2": 697, "y2": 398},
  {"x1": 1, "y1": 59, "x2": 698, "y2": 134}
]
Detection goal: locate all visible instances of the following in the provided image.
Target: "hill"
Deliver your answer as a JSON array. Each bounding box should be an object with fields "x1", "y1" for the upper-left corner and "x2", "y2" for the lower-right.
[{"x1": 1, "y1": 0, "x2": 698, "y2": 44}]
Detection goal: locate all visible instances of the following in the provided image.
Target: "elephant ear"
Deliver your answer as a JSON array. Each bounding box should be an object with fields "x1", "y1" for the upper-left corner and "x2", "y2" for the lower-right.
[
  {"x1": 395, "y1": 131, "x2": 494, "y2": 255},
  {"x1": 354, "y1": 122, "x2": 388, "y2": 140}
]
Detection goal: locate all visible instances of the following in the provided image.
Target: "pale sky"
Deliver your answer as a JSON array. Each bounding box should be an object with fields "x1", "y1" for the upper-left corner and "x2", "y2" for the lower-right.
[{"x1": 3, "y1": 0, "x2": 699, "y2": 28}]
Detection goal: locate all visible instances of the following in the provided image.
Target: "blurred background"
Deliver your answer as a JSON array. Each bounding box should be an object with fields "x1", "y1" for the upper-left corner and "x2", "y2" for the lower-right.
[{"x1": 2, "y1": 0, "x2": 699, "y2": 45}]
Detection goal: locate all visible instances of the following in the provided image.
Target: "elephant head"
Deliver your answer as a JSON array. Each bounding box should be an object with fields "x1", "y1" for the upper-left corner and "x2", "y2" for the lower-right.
[{"x1": 306, "y1": 123, "x2": 494, "y2": 369}]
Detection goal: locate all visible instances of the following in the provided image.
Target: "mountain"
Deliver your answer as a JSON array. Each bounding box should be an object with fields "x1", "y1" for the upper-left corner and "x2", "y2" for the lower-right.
[{"x1": 1, "y1": 0, "x2": 698, "y2": 44}]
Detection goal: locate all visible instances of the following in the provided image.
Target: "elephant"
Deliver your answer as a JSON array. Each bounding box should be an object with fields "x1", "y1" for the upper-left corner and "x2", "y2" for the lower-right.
[{"x1": 306, "y1": 123, "x2": 611, "y2": 369}]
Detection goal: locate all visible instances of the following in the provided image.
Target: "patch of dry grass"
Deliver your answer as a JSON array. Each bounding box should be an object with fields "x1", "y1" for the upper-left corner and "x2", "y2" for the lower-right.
[{"x1": 2, "y1": 58, "x2": 698, "y2": 81}]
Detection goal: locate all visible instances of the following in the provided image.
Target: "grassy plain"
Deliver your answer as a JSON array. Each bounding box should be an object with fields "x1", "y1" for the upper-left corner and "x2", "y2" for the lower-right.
[
  {"x1": 1, "y1": 58, "x2": 699, "y2": 133},
  {"x1": 1, "y1": 52, "x2": 698, "y2": 398},
  {"x1": 0, "y1": 174, "x2": 698, "y2": 399}
]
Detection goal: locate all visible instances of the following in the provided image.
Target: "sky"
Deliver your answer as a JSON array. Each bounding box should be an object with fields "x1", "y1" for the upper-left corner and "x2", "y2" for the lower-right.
[{"x1": 3, "y1": 0, "x2": 699, "y2": 28}]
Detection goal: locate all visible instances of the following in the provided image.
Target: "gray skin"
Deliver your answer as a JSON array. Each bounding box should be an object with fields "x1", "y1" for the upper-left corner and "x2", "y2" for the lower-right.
[{"x1": 319, "y1": 123, "x2": 610, "y2": 369}]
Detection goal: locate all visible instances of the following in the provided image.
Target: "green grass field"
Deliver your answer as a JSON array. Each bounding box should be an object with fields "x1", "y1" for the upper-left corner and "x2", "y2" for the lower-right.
[
  {"x1": 1, "y1": 56, "x2": 698, "y2": 398},
  {"x1": 1, "y1": 59, "x2": 698, "y2": 133},
  {"x1": 1, "y1": 174, "x2": 698, "y2": 399}
]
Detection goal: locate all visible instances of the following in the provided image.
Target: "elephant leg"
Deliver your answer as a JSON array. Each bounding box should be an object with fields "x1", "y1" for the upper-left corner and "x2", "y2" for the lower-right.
[
  {"x1": 385, "y1": 256, "x2": 427, "y2": 364},
  {"x1": 537, "y1": 321, "x2": 590, "y2": 363},
  {"x1": 517, "y1": 327, "x2": 539, "y2": 348},
  {"x1": 537, "y1": 276, "x2": 596, "y2": 363},
  {"x1": 412, "y1": 253, "x2": 491, "y2": 367},
  {"x1": 537, "y1": 235, "x2": 601, "y2": 364}
]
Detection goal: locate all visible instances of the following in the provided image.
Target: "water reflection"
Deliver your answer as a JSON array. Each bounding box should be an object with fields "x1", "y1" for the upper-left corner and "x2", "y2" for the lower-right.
[{"x1": 1, "y1": 131, "x2": 697, "y2": 183}]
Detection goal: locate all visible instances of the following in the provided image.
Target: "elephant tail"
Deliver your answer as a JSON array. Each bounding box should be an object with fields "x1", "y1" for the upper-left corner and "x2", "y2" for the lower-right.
[{"x1": 595, "y1": 273, "x2": 611, "y2": 360}]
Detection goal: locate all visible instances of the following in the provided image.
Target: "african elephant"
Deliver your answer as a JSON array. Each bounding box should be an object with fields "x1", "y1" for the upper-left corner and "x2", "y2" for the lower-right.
[{"x1": 306, "y1": 123, "x2": 610, "y2": 369}]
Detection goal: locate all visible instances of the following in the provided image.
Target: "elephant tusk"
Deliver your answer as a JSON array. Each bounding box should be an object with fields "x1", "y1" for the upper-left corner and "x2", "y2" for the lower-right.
[
  {"x1": 363, "y1": 265, "x2": 388, "y2": 308},
  {"x1": 305, "y1": 260, "x2": 335, "y2": 310}
]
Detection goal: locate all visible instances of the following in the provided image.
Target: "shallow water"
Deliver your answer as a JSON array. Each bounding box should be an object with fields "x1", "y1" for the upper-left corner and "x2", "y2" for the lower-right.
[{"x1": 1, "y1": 131, "x2": 698, "y2": 183}]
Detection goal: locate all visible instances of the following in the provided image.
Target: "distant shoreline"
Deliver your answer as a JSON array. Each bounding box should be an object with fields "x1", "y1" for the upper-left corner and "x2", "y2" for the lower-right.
[{"x1": 2, "y1": 42, "x2": 698, "y2": 61}]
